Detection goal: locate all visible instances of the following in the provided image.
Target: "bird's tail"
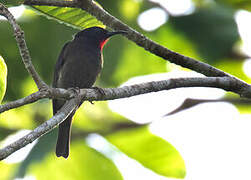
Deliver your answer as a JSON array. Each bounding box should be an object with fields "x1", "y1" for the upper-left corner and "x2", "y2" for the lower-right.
[{"x1": 56, "y1": 113, "x2": 74, "y2": 158}]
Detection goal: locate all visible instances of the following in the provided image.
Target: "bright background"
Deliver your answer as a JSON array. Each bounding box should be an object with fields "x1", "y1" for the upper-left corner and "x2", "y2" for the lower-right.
[{"x1": 1, "y1": 0, "x2": 251, "y2": 179}]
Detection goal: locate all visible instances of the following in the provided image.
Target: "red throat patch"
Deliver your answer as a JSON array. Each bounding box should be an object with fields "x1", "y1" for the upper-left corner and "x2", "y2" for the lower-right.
[{"x1": 100, "y1": 39, "x2": 109, "y2": 50}]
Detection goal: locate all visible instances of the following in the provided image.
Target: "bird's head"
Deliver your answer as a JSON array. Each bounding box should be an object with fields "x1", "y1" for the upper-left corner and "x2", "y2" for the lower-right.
[{"x1": 75, "y1": 27, "x2": 127, "y2": 50}]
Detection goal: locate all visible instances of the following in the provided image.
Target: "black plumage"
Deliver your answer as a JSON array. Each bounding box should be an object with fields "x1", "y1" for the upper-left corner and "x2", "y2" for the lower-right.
[{"x1": 52, "y1": 27, "x2": 125, "y2": 158}]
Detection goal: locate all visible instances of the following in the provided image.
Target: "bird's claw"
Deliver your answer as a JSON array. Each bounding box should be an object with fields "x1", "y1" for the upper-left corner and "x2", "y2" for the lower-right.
[
  {"x1": 88, "y1": 87, "x2": 105, "y2": 105},
  {"x1": 91, "y1": 86, "x2": 106, "y2": 96},
  {"x1": 68, "y1": 87, "x2": 80, "y2": 98}
]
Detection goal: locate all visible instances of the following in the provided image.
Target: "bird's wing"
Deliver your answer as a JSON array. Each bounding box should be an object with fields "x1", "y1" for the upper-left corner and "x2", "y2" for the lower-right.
[
  {"x1": 52, "y1": 42, "x2": 70, "y2": 115},
  {"x1": 52, "y1": 42, "x2": 70, "y2": 88}
]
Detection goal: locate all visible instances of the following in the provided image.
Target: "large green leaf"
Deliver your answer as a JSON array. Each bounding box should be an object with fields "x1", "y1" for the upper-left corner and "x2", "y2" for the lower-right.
[
  {"x1": 107, "y1": 126, "x2": 186, "y2": 179},
  {"x1": 29, "y1": 140, "x2": 123, "y2": 180},
  {"x1": 31, "y1": 4, "x2": 104, "y2": 29},
  {"x1": 0, "y1": 55, "x2": 7, "y2": 103}
]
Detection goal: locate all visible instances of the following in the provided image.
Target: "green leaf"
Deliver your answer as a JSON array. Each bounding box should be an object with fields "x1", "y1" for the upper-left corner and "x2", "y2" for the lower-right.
[
  {"x1": 29, "y1": 140, "x2": 123, "y2": 180},
  {"x1": 0, "y1": 55, "x2": 7, "y2": 103},
  {"x1": 107, "y1": 126, "x2": 186, "y2": 179},
  {"x1": 30, "y1": 5, "x2": 105, "y2": 30}
]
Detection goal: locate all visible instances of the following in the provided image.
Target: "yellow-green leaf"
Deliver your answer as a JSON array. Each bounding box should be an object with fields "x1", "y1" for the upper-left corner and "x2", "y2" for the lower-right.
[
  {"x1": 30, "y1": 5, "x2": 104, "y2": 30},
  {"x1": 0, "y1": 55, "x2": 7, "y2": 103}
]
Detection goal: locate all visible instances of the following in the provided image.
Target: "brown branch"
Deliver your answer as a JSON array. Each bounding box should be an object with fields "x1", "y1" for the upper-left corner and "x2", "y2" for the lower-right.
[{"x1": 0, "y1": 3, "x2": 47, "y2": 90}]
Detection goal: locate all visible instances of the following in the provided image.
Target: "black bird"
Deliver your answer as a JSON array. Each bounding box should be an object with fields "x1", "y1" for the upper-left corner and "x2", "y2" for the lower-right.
[{"x1": 53, "y1": 27, "x2": 126, "y2": 158}]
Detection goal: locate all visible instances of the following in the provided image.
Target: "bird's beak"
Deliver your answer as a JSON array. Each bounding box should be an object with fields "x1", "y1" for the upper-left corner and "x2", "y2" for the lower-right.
[{"x1": 107, "y1": 30, "x2": 127, "y2": 37}]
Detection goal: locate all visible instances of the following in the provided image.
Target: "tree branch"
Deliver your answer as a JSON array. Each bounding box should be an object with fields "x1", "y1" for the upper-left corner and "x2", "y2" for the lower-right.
[{"x1": 0, "y1": 3, "x2": 47, "y2": 90}]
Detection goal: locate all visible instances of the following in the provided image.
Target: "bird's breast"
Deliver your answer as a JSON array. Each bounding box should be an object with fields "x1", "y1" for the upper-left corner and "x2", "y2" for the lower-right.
[{"x1": 57, "y1": 43, "x2": 102, "y2": 89}]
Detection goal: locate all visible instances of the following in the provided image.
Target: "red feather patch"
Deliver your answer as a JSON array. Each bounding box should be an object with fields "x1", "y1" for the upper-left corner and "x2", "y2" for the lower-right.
[{"x1": 100, "y1": 39, "x2": 109, "y2": 50}]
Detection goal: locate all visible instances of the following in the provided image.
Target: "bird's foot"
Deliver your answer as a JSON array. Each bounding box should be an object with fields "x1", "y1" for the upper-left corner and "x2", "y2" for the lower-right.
[
  {"x1": 91, "y1": 86, "x2": 106, "y2": 96},
  {"x1": 88, "y1": 87, "x2": 105, "y2": 105},
  {"x1": 68, "y1": 87, "x2": 80, "y2": 98}
]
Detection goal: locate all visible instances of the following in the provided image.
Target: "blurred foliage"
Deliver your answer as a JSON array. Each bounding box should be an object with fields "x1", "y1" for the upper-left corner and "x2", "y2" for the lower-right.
[
  {"x1": 29, "y1": 140, "x2": 123, "y2": 180},
  {"x1": 0, "y1": 56, "x2": 7, "y2": 103},
  {"x1": 170, "y1": 5, "x2": 238, "y2": 63},
  {"x1": 74, "y1": 101, "x2": 130, "y2": 132},
  {"x1": 0, "y1": 0, "x2": 251, "y2": 179},
  {"x1": 216, "y1": 0, "x2": 251, "y2": 11}
]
